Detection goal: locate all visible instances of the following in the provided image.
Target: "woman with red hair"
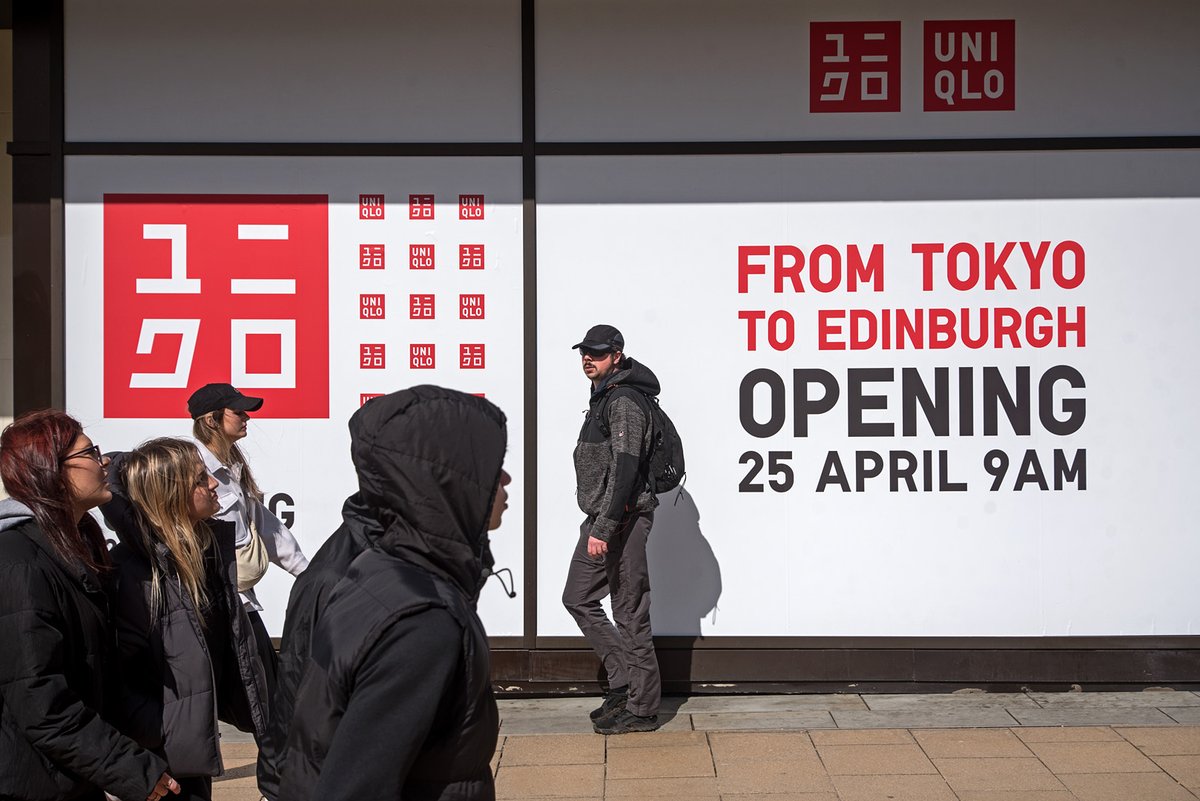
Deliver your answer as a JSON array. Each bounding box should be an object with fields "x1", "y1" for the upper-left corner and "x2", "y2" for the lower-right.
[{"x1": 0, "y1": 410, "x2": 179, "y2": 801}]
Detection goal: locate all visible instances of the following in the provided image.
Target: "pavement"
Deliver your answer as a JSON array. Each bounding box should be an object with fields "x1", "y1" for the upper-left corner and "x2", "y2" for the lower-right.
[{"x1": 213, "y1": 689, "x2": 1200, "y2": 800}]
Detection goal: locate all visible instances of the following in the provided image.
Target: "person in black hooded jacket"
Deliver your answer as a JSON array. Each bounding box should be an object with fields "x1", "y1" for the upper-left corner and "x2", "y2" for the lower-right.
[
  {"x1": 258, "y1": 385, "x2": 510, "y2": 801},
  {"x1": 100, "y1": 439, "x2": 271, "y2": 801}
]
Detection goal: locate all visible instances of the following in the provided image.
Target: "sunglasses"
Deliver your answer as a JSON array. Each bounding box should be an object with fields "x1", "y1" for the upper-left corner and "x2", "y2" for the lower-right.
[
  {"x1": 62, "y1": 444, "x2": 104, "y2": 464},
  {"x1": 579, "y1": 347, "x2": 613, "y2": 360}
]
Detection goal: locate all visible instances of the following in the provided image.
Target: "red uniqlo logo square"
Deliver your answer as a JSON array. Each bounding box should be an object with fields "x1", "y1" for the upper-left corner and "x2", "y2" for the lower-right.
[
  {"x1": 410, "y1": 244, "x2": 435, "y2": 270},
  {"x1": 360, "y1": 393, "x2": 383, "y2": 406},
  {"x1": 810, "y1": 22, "x2": 901, "y2": 113},
  {"x1": 924, "y1": 20, "x2": 1015, "y2": 111},
  {"x1": 410, "y1": 343, "x2": 435, "y2": 369},
  {"x1": 360, "y1": 244, "x2": 385, "y2": 270},
  {"x1": 360, "y1": 294, "x2": 385, "y2": 320},
  {"x1": 460, "y1": 294, "x2": 485, "y2": 320},
  {"x1": 103, "y1": 194, "x2": 329, "y2": 419},
  {"x1": 459, "y1": 194, "x2": 485, "y2": 220},
  {"x1": 359, "y1": 194, "x2": 384, "y2": 220},
  {"x1": 459, "y1": 244, "x2": 485, "y2": 270},
  {"x1": 460, "y1": 343, "x2": 485, "y2": 369},
  {"x1": 360, "y1": 343, "x2": 385, "y2": 369},
  {"x1": 409, "y1": 194, "x2": 435, "y2": 220},
  {"x1": 410, "y1": 294, "x2": 435, "y2": 319}
]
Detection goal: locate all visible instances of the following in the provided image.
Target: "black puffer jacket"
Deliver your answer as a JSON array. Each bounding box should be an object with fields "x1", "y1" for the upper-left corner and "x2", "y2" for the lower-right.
[
  {"x1": 263, "y1": 386, "x2": 505, "y2": 801},
  {"x1": 0, "y1": 501, "x2": 168, "y2": 801},
  {"x1": 102, "y1": 471, "x2": 270, "y2": 779}
]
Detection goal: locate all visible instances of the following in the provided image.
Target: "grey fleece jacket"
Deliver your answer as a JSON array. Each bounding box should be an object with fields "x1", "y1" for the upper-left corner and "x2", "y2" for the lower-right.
[{"x1": 573, "y1": 357, "x2": 660, "y2": 541}]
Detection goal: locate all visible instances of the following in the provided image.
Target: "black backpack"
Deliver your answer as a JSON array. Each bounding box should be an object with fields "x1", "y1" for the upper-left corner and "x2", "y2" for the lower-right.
[{"x1": 596, "y1": 386, "x2": 686, "y2": 496}]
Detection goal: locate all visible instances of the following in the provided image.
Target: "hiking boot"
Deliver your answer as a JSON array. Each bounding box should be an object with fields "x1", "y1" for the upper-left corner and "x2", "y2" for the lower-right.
[
  {"x1": 593, "y1": 709, "x2": 660, "y2": 735},
  {"x1": 589, "y1": 687, "x2": 628, "y2": 721}
]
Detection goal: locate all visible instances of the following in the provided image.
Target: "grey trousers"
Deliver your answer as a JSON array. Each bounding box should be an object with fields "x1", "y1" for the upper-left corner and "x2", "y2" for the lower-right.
[{"x1": 562, "y1": 512, "x2": 660, "y2": 717}]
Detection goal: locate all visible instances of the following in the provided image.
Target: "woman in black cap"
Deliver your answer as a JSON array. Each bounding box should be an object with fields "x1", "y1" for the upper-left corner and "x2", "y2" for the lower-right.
[{"x1": 186, "y1": 383, "x2": 309, "y2": 689}]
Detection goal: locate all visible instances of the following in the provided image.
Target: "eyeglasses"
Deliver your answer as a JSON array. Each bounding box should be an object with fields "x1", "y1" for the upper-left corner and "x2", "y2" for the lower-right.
[
  {"x1": 62, "y1": 444, "x2": 104, "y2": 464},
  {"x1": 579, "y1": 347, "x2": 613, "y2": 360}
]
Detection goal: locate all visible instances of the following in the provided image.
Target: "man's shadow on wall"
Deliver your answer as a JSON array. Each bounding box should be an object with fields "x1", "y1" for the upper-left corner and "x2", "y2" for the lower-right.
[{"x1": 647, "y1": 487, "x2": 721, "y2": 637}]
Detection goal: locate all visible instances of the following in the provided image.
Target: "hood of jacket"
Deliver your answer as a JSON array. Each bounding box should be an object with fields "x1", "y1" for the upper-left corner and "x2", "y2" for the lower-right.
[
  {"x1": 347, "y1": 385, "x2": 507, "y2": 600},
  {"x1": 0, "y1": 498, "x2": 34, "y2": 532},
  {"x1": 592, "y1": 356, "x2": 661, "y2": 399}
]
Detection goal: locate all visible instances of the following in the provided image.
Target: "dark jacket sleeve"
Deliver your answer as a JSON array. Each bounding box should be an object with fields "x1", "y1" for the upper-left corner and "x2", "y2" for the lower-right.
[
  {"x1": 309, "y1": 609, "x2": 461, "y2": 801},
  {"x1": 593, "y1": 394, "x2": 649, "y2": 541},
  {"x1": 0, "y1": 560, "x2": 168, "y2": 801},
  {"x1": 110, "y1": 555, "x2": 166, "y2": 750}
]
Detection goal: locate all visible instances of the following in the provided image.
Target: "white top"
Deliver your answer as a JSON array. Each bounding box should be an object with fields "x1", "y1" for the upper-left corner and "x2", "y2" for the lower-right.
[{"x1": 192, "y1": 437, "x2": 309, "y2": 611}]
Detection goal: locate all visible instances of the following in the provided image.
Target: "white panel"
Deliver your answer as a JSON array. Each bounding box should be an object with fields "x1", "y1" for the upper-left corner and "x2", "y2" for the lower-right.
[
  {"x1": 65, "y1": 156, "x2": 526, "y2": 636},
  {"x1": 65, "y1": 0, "x2": 522, "y2": 142},
  {"x1": 536, "y1": 151, "x2": 1200, "y2": 636},
  {"x1": 537, "y1": 0, "x2": 1200, "y2": 141}
]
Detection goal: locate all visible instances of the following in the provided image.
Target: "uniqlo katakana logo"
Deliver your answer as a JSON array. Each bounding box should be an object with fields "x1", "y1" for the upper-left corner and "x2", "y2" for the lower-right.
[
  {"x1": 924, "y1": 20, "x2": 1015, "y2": 111},
  {"x1": 459, "y1": 244, "x2": 485, "y2": 270},
  {"x1": 103, "y1": 194, "x2": 329, "y2": 418},
  {"x1": 359, "y1": 194, "x2": 384, "y2": 220},
  {"x1": 459, "y1": 194, "x2": 484, "y2": 220},
  {"x1": 460, "y1": 343, "x2": 485, "y2": 369},
  {"x1": 410, "y1": 294, "x2": 435, "y2": 319},
  {"x1": 810, "y1": 21, "x2": 901, "y2": 113},
  {"x1": 409, "y1": 194, "x2": 435, "y2": 220},
  {"x1": 359, "y1": 244, "x2": 384, "y2": 270},
  {"x1": 410, "y1": 244, "x2": 435, "y2": 270},
  {"x1": 360, "y1": 344, "x2": 385, "y2": 369},
  {"x1": 360, "y1": 294, "x2": 385, "y2": 320},
  {"x1": 410, "y1": 343, "x2": 436, "y2": 369},
  {"x1": 360, "y1": 393, "x2": 383, "y2": 406},
  {"x1": 460, "y1": 294, "x2": 485, "y2": 320}
]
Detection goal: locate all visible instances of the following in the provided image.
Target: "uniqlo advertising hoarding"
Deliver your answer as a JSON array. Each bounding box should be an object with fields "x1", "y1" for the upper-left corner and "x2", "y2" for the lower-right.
[
  {"x1": 536, "y1": 151, "x2": 1200, "y2": 637},
  {"x1": 65, "y1": 157, "x2": 525, "y2": 636}
]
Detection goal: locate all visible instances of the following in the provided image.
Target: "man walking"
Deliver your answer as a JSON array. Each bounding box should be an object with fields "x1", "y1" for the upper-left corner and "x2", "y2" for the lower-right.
[{"x1": 563, "y1": 324, "x2": 662, "y2": 735}]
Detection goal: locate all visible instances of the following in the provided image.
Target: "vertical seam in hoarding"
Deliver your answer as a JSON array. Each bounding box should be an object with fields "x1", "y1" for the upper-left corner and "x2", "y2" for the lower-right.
[
  {"x1": 521, "y1": 0, "x2": 538, "y2": 654},
  {"x1": 51, "y1": 0, "x2": 65, "y2": 410}
]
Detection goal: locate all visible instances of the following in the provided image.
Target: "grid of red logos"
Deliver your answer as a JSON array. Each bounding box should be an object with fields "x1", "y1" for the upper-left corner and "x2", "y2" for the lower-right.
[
  {"x1": 355, "y1": 193, "x2": 491, "y2": 405},
  {"x1": 809, "y1": 19, "x2": 1014, "y2": 113},
  {"x1": 103, "y1": 194, "x2": 330, "y2": 418}
]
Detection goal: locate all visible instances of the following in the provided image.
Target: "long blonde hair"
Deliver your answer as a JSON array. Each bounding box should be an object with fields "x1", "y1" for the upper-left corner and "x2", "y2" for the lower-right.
[
  {"x1": 193, "y1": 409, "x2": 262, "y2": 500},
  {"x1": 122, "y1": 438, "x2": 214, "y2": 617}
]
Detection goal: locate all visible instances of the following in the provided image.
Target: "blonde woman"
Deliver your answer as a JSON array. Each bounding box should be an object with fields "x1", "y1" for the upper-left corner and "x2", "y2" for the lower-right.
[
  {"x1": 102, "y1": 438, "x2": 270, "y2": 801},
  {"x1": 185, "y1": 383, "x2": 308, "y2": 687}
]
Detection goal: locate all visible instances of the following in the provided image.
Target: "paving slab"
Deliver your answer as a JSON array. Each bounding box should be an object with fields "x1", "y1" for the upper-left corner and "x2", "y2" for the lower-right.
[
  {"x1": 816, "y1": 743, "x2": 938, "y2": 775},
  {"x1": 714, "y1": 760, "x2": 835, "y2": 795},
  {"x1": 1023, "y1": 740, "x2": 1163, "y2": 773},
  {"x1": 953, "y1": 792, "x2": 1077, "y2": 801},
  {"x1": 832, "y1": 706, "x2": 1020, "y2": 729},
  {"x1": 1118, "y1": 726, "x2": 1200, "y2": 755},
  {"x1": 1163, "y1": 707, "x2": 1200, "y2": 725},
  {"x1": 708, "y1": 731, "x2": 818, "y2": 763},
  {"x1": 677, "y1": 693, "x2": 867, "y2": 712},
  {"x1": 606, "y1": 729, "x2": 708, "y2": 748},
  {"x1": 831, "y1": 773, "x2": 958, "y2": 801},
  {"x1": 690, "y1": 710, "x2": 836, "y2": 731},
  {"x1": 494, "y1": 763, "x2": 604, "y2": 798},
  {"x1": 1058, "y1": 771, "x2": 1199, "y2": 801},
  {"x1": 604, "y1": 776, "x2": 720, "y2": 798},
  {"x1": 498, "y1": 733, "x2": 604, "y2": 766},
  {"x1": 865, "y1": 692, "x2": 1040, "y2": 710},
  {"x1": 605, "y1": 744, "x2": 715, "y2": 779},
  {"x1": 1150, "y1": 755, "x2": 1200, "y2": 788},
  {"x1": 932, "y1": 756, "x2": 1068, "y2": 793},
  {"x1": 1013, "y1": 726, "x2": 1125, "y2": 743},
  {"x1": 1028, "y1": 691, "x2": 1200, "y2": 708},
  {"x1": 811, "y1": 728, "x2": 915, "y2": 745},
  {"x1": 1010, "y1": 706, "x2": 1178, "y2": 727},
  {"x1": 913, "y1": 727, "x2": 1034, "y2": 758}
]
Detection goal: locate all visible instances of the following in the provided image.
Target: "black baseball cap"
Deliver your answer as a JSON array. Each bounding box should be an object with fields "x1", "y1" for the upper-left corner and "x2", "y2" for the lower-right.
[
  {"x1": 187, "y1": 383, "x2": 264, "y2": 419},
  {"x1": 572, "y1": 324, "x2": 624, "y2": 352}
]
